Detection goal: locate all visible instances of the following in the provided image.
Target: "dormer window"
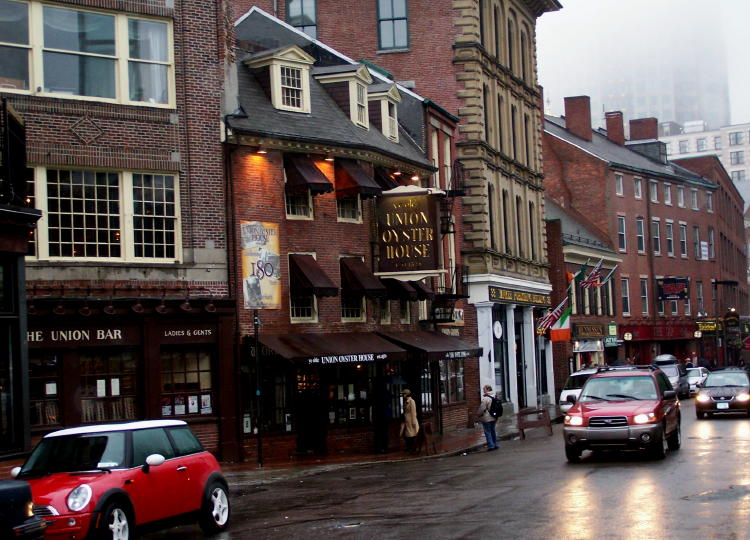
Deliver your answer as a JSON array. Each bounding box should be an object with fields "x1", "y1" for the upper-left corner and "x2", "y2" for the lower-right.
[
  {"x1": 356, "y1": 83, "x2": 368, "y2": 126},
  {"x1": 368, "y1": 84, "x2": 401, "y2": 142},
  {"x1": 244, "y1": 45, "x2": 314, "y2": 113},
  {"x1": 313, "y1": 63, "x2": 372, "y2": 128},
  {"x1": 386, "y1": 102, "x2": 398, "y2": 141}
]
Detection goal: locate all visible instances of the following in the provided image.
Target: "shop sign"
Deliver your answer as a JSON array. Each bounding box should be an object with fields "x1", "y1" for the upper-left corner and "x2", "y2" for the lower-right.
[
  {"x1": 376, "y1": 194, "x2": 440, "y2": 272},
  {"x1": 573, "y1": 324, "x2": 605, "y2": 339},
  {"x1": 488, "y1": 286, "x2": 551, "y2": 307},
  {"x1": 620, "y1": 323, "x2": 694, "y2": 340},
  {"x1": 656, "y1": 278, "x2": 689, "y2": 300},
  {"x1": 697, "y1": 320, "x2": 721, "y2": 332},
  {"x1": 161, "y1": 325, "x2": 216, "y2": 344},
  {"x1": 241, "y1": 221, "x2": 281, "y2": 309},
  {"x1": 27, "y1": 327, "x2": 138, "y2": 346},
  {"x1": 604, "y1": 336, "x2": 620, "y2": 347},
  {"x1": 436, "y1": 308, "x2": 465, "y2": 327},
  {"x1": 308, "y1": 353, "x2": 390, "y2": 365}
]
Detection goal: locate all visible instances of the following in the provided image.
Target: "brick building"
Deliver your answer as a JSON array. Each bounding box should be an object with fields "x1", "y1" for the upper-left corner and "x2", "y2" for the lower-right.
[
  {"x1": 231, "y1": 0, "x2": 562, "y2": 413},
  {"x1": 544, "y1": 96, "x2": 749, "y2": 369},
  {"x1": 227, "y1": 9, "x2": 479, "y2": 460},
  {"x1": 0, "y1": 0, "x2": 239, "y2": 460}
]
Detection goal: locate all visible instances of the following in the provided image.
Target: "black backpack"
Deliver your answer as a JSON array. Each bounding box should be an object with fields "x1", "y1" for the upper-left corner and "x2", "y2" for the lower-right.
[{"x1": 488, "y1": 395, "x2": 503, "y2": 418}]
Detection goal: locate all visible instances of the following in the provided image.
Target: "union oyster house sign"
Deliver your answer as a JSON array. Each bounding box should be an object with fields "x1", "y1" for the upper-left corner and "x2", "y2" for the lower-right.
[{"x1": 376, "y1": 192, "x2": 440, "y2": 273}]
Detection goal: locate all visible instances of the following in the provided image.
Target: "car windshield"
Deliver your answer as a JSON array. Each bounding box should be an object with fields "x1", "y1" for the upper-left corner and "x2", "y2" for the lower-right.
[
  {"x1": 579, "y1": 376, "x2": 657, "y2": 401},
  {"x1": 660, "y1": 365, "x2": 679, "y2": 377},
  {"x1": 19, "y1": 431, "x2": 127, "y2": 477},
  {"x1": 687, "y1": 368, "x2": 703, "y2": 378},
  {"x1": 563, "y1": 374, "x2": 592, "y2": 390},
  {"x1": 704, "y1": 372, "x2": 750, "y2": 388}
]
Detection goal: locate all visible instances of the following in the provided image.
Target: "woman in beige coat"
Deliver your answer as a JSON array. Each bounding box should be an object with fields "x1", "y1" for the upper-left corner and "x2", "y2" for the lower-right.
[{"x1": 401, "y1": 389, "x2": 419, "y2": 453}]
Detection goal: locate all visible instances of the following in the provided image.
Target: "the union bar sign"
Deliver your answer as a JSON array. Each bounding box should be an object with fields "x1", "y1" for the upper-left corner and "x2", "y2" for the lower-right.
[{"x1": 376, "y1": 194, "x2": 440, "y2": 272}]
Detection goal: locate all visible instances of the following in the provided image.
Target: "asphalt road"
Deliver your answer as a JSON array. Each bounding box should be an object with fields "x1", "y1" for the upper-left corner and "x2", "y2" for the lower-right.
[{"x1": 145, "y1": 399, "x2": 750, "y2": 540}]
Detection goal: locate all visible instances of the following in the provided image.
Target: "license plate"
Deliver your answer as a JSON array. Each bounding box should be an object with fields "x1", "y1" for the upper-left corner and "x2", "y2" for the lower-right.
[{"x1": 717, "y1": 402, "x2": 729, "y2": 409}]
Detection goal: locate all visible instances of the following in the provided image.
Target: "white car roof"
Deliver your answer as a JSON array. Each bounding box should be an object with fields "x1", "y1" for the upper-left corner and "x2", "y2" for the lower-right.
[
  {"x1": 45, "y1": 420, "x2": 187, "y2": 438},
  {"x1": 570, "y1": 368, "x2": 598, "y2": 376}
]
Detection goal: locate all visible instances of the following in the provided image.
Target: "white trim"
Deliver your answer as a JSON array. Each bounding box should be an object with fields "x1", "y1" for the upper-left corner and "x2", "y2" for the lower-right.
[{"x1": 47, "y1": 419, "x2": 186, "y2": 438}]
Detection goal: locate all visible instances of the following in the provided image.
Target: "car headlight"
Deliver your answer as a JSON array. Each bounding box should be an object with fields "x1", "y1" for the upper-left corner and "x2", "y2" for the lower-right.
[
  {"x1": 25, "y1": 500, "x2": 34, "y2": 518},
  {"x1": 67, "y1": 484, "x2": 92, "y2": 512},
  {"x1": 696, "y1": 393, "x2": 711, "y2": 403},
  {"x1": 737, "y1": 393, "x2": 750, "y2": 402},
  {"x1": 633, "y1": 413, "x2": 657, "y2": 424},
  {"x1": 565, "y1": 415, "x2": 583, "y2": 426}
]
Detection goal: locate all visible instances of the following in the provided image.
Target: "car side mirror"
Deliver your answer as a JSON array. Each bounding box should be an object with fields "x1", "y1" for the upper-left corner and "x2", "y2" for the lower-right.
[
  {"x1": 567, "y1": 395, "x2": 577, "y2": 404},
  {"x1": 10, "y1": 466, "x2": 20, "y2": 478},
  {"x1": 663, "y1": 390, "x2": 677, "y2": 400},
  {"x1": 696, "y1": 383, "x2": 703, "y2": 388},
  {"x1": 142, "y1": 453, "x2": 165, "y2": 473}
]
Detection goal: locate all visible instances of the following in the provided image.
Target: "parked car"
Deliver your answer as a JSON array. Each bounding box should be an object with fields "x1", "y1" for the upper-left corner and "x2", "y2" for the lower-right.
[
  {"x1": 11, "y1": 419, "x2": 230, "y2": 539},
  {"x1": 0, "y1": 480, "x2": 47, "y2": 539},
  {"x1": 563, "y1": 365, "x2": 681, "y2": 462},
  {"x1": 695, "y1": 368, "x2": 750, "y2": 418},
  {"x1": 559, "y1": 368, "x2": 598, "y2": 412},
  {"x1": 653, "y1": 353, "x2": 679, "y2": 365},
  {"x1": 687, "y1": 367, "x2": 710, "y2": 394},
  {"x1": 659, "y1": 363, "x2": 690, "y2": 399}
]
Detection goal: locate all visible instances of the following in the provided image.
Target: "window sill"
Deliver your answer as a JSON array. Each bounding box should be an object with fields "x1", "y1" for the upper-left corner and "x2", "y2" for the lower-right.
[{"x1": 376, "y1": 47, "x2": 411, "y2": 54}]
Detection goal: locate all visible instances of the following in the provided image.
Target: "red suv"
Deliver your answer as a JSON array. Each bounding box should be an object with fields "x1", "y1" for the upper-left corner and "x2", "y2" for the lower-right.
[
  {"x1": 563, "y1": 365, "x2": 681, "y2": 462},
  {"x1": 11, "y1": 420, "x2": 230, "y2": 539}
]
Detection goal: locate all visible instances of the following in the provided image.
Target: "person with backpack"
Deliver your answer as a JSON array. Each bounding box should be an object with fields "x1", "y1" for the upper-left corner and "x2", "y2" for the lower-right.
[{"x1": 476, "y1": 384, "x2": 501, "y2": 451}]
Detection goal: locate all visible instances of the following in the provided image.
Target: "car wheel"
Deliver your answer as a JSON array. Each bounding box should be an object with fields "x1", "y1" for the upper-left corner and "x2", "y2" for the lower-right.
[
  {"x1": 565, "y1": 445, "x2": 581, "y2": 463},
  {"x1": 696, "y1": 410, "x2": 705, "y2": 419},
  {"x1": 98, "y1": 502, "x2": 132, "y2": 540},
  {"x1": 199, "y1": 481, "x2": 231, "y2": 534},
  {"x1": 667, "y1": 421, "x2": 681, "y2": 451},
  {"x1": 650, "y1": 428, "x2": 668, "y2": 460}
]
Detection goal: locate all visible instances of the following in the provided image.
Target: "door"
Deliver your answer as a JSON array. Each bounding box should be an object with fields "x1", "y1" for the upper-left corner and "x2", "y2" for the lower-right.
[{"x1": 515, "y1": 316, "x2": 526, "y2": 408}]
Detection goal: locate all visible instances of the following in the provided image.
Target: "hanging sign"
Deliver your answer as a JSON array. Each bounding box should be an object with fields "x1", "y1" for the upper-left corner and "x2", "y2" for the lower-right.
[{"x1": 241, "y1": 221, "x2": 281, "y2": 309}]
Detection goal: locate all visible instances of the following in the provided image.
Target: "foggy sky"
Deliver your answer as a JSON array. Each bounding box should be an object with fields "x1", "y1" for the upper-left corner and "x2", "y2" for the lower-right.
[{"x1": 537, "y1": 0, "x2": 750, "y2": 127}]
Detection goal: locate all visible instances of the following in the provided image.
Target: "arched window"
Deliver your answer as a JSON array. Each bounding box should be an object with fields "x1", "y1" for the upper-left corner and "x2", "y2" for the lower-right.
[
  {"x1": 494, "y1": 5, "x2": 502, "y2": 60},
  {"x1": 502, "y1": 189, "x2": 510, "y2": 252},
  {"x1": 483, "y1": 84, "x2": 490, "y2": 142},
  {"x1": 511, "y1": 104, "x2": 518, "y2": 160},
  {"x1": 478, "y1": 0, "x2": 485, "y2": 46},
  {"x1": 515, "y1": 195, "x2": 524, "y2": 258},
  {"x1": 496, "y1": 94, "x2": 504, "y2": 153},
  {"x1": 506, "y1": 16, "x2": 515, "y2": 73},
  {"x1": 488, "y1": 183, "x2": 496, "y2": 250},
  {"x1": 528, "y1": 200, "x2": 536, "y2": 260}
]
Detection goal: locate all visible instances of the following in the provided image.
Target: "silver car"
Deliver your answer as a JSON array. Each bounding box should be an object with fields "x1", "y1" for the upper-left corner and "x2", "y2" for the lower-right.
[{"x1": 687, "y1": 367, "x2": 710, "y2": 394}]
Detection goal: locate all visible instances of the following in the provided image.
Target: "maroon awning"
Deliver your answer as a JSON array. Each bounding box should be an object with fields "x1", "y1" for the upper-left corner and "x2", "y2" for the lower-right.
[
  {"x1": 340, "y1": 258, "x2": 387, "y2": 298},
  {"x1": 374, "y1": 167, "x2": 399, "y2": 190},
  {"x1": 283, "y1": 154, "x2": 333, "y2": 196},
  {"x1": 335, "y1": 159, "x2": 382, "y2": 198},
  {"x1": 409, "y1": 279, "x2": 435, "y2": 300},
  {"x1": 289, "y1": 254, "x2": 338, "y2": 297},
  {"x1": 260, "y1": 332, "x2": 407, "y2": 364},
  {"x1": 381, "y1": 278, "x2": 417, "y2": 301},
  {"x1": 377, "y1": 330, "x2": 482, "y2": 362}
]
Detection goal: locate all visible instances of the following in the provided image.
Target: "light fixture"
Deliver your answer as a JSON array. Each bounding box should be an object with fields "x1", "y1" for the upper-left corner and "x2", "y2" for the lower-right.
[
  {"x1": 52, "y1": 304, "x2": 65, "y2": 315},
  {"x1": 155, "y1": 299, "x2": 168, "y2": 314},
  {"x1": 27, "y1": 304, "x2": 37, "y2": 315},
  {"x1": 204, "y1": 301, "x2": 216, "y2": 313},
  {"x1": 392, "y1": 169, "x2": 402, "y2": 176},
  {"x1": 180, "y1": 299, "x2": 193, "y2": 312},
  {"x1": 131, "y1": 302, "x2": 144, "y2": 314},
  {"x1": 103, "y1": 304, "x2": 116, "y2": 315},
  {"x1": 256, "y1": 145, "x2": 268, "y2": 154},
  {"x1": 78, "y1": 304, "x2": 92, "y2": 317},
  {"x1": 694, "y1": 330, "x2": 703, "y2": 338},
  {"x1": 324, "y1": 152, "x2": 335, "y2": 162},
  {"x1": 410, "y1": 173, "x2": 420, "y2": 182}
]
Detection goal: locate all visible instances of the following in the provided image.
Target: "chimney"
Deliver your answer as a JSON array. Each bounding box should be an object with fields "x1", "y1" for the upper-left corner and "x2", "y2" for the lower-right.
[
  {"x1": 563, "y1": 96, "x2": 592, "y2": 142},
  {"x1": 629, "y1": 117, "x2": 658, "y2": 141},
  {"x1": 604, "y1": 111, "x2": 625, "y2": 145}
]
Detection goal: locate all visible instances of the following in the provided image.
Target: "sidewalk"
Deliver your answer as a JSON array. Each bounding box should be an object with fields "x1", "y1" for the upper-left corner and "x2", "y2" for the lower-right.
[{"x1": 221, "y1": 404, "x2": 563, "y2": 486}]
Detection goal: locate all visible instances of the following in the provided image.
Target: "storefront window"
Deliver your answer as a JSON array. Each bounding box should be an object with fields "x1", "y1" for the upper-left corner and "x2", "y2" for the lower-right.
[
  {"x1": 81, "y1": 350, "x2": 138, "y2": 422},
  {"x1": 324, "y1": 364, "x2": 375, "y2": 427},
  {"x1": 29, "y1": 351, "x2": 61, "y2": 426},
  {"x1": 160, "y1": 346, "x2": 214, "y2": 417},
  {"x1": 439, "y1": 358, "x2": 465, "y2": 404}
]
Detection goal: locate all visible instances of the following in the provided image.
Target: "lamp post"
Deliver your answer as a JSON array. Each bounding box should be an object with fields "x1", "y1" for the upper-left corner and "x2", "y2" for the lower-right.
[{"x1": 712, "y1": 280, "x2": 739, "y2": 367}]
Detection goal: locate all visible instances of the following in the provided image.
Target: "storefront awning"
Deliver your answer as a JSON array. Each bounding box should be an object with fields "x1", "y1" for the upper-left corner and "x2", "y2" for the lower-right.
[
  {"x1": 340, "y1": 258, "x2": 388, "y2": 298},
  {"x1": 283, "y1": 154, "x2": 334, "y2": 196},
  {"x1": 260, "y1": 332, "x2": 407, "y2": 364},
  {"x1": 335, "y1": 159, "x2": 382, "y2": 198},
  {"x1": 374, "y1": 167, "x2": 399, "y2": 190},
  {"x1": 289, "y1": 254, "x2": 338, "y2": 297},
  {"x1": 409, "y1": 280, "x2": 435, "y2": 300},
  {"x1": 381, "y1": 278, "x2": 418, "y2": 300},
  {"x1": 377, "y1": 330, "x2": 482, "y2": 362}
]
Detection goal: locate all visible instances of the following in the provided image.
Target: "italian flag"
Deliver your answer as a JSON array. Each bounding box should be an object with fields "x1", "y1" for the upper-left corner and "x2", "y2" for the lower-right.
[{"x1": 550, "y1": 307, "x2": 572, "y2": 342}]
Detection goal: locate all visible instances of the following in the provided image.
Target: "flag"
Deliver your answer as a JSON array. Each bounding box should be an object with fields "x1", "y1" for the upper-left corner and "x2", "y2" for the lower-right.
[
  {"x1": 537, "y1": 297, "x2": 569, "y2": 333},
  {"x1": 550, "y1": 307, "x2": 572, "y2": 341},
  {"x1": 566, "y1": 271, "x2": 575, "y2": 283},
  {"x1": 574, "y1": 261, "x2": 589, "y2": 283},
  {"x1": 598, "y1": 265, "x2": 619, "y2": 287},
  {"x1": 580, "y1": 259, "x2": 604, "y2": 289}
]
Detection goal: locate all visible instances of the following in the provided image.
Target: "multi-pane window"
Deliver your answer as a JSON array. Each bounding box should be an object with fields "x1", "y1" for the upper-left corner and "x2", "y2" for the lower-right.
[
  {"x1": 677, "y1": 186, "x2": 685, "y2": 207},
  {"x1": 439, "y1": 359, "x2": 465, "y2": 404},
  {"x1": 679, "y1": 223, "x2": 687, "y2": 256},
  {"x1": 706, "y1": 192, "x2": 713, "y2": 212},
  {"x1": 634, "y1": 178, "x2": 642, "y2": 199},
  {"x1": 651, "y1": 219, "x2": 660, "y2": 254},
  {"x1": 665, "y1": 222, "x2": 674, "y2": 256},
  {"x1": 636, "y1": 217, "x2": 645, "y2": 252},
  {"x1": 36, "y1": 169, "x2": 178, "y2": 261},
  {"x1": 0, "y1": 1, "x2": 172, "y2": 105},
  {"x1": 379, "y1": 298, "x2": 391, "y2": 324},
  {"x1": 693, "y1": 226, "x2": 701, "y2": 258},
  {"x1": 730, "y1": 151, "x2": 745, "y2": 165},
  {"x1": 341, "y1": 294, "x2": 364, "y2": 321},
  {"x1": 160, "y1": 346, "x2": 213, "y2": 417},
  {"x1": 621, "y1": 278, "x2": 630, "y2": 316},
  {"x1": 697, "y1": 138, "x2": 707, "y2": 151},
  {"x1": 28, "y1": 351, "x2": 61, "y2": 426},
  {"x1": 684, "y1": 296, "x2": 691, "y2": 316},
  {"x1": 336, "y1": 195, "x2": 361, "y2": 221},
  {"x1": 678, "y1": 140, "x2": 689, "y2": 153},
  {"x1": 708, "y1": 227, "x2": 715, "y2": 258},
  {"x1": 731, "y1": 170, "x2": 746, "y2": 182},
  {"x1": 280, "y1": 65, "x2": 302, "y2": 109},
  {"x1": 80, "y1": 350, "x2": 138, "y2": 422},
  {"x1": 386, "y1": 101, "x2": 398, "y2": 141},
  {"x1": 690, "y1": 188, "x2": 698, "y2": 209},
  {"x1": 714, "y1": 136, "x2": 722, "y2": 150},
  {"x1": 399, "y1": 298, "x2": 410, "y2": 323},
  {"x1": 290, "y1": 293, "x2": 316, "y2": 321},
  {"x1": 287, "y1": 0, "x2": 317, "y2": 38},
  {"x1": 617, "y1": 216, "x2": 626, "y2": 251},
  {"x1": 355, "y1": 83, "x2": 367, "y2": 126},
  {"x1": 697, "y1": 281, "x2": 704, "y2": 313},
  {"x1": 670, "y1": 299, "x2": 678, "y2": 316},
  {"x1": 729, "y1": 131, "x2": 744, "y2": 146},
  {"x1": 640, "y1": 278, "x2": 649, "y2": 315},
  {"x1": 377, "y1": 0, "x2": 408, "y2": 50},
  {"x1": 615, "y1": 173, "x2": 623, "y2": 195},
  {"x1": 285, "y1": 191, "x2": 312, "y2": 218},
  {"x1": 649, "y1": 180, "x2": 659, "y2": 202},
  {"x1": 664, "y1": 183, "x2": 671, "y2": 205}
]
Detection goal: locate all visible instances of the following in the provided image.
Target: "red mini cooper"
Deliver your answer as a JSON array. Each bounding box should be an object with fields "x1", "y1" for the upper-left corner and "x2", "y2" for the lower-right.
[{"x1": 11, "y1": 420, "x2": 230, "y2": 539}]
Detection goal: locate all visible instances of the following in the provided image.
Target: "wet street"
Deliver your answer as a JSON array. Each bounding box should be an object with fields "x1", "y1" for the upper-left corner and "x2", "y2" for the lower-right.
[{"x1": 146, "y1": 399, "x2": 750, "y2": 540}]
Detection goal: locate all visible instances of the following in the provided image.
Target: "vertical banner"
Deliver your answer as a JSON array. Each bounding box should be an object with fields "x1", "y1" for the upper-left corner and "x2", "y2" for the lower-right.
[{"x1": 241, "y1": 221, "x2": 281, "y2": 309}]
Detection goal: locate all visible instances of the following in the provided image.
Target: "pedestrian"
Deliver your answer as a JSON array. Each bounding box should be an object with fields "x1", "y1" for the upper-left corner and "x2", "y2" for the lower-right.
[
  {"x1": 400, "y1": 389, "x2": 419, "y2": 453},
  {"x1": 476, "y1": 384, "x2": 499, "y2": 451}
]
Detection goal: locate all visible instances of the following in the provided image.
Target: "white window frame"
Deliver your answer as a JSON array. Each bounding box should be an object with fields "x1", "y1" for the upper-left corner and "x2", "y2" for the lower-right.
[
  {"x1": 665, "y1": 220, "x2": 674, "y2": 256},
  {"x1": 691, "y1": 188, "x2": 699, "y2": 210},
  {"x1": 284, "y1": 189, "x2": 313, "y2": 220},
  {"x1": 617, "y1": 215, "x2": 626, "y2": 251},
  {"x1": 706, "y1": 191, "x2": 713, "y2": 212},
  {"x1": 28, "y1": 166, "x2": 182, "y2": 262},
  {"x1": 679, "y1": 222, "x2": 687, "y2": 258},
  {"x1": 636, "y1": 217, "x2": 645, "y2": 253},
  {"x1": 664, "y1": 183, "x2": 672, "y2": 205},
  {"x1": 621, "y1": 277, "x2": 630, "y2": 316},
  {"x1": 1, "y1": 1, "x2": 175, "y2": 107},
  {"x1": 649, "y1": 180, "x2": 659, "y2": 203},
  {"x1": 615, "y1": 173, "x2": 623, "y2": 196},
  {"x1": 684, "y1": 295, "x2": 691, "y2": 316},
  {"x1": 708, "y1": 227, "x2": 715, "y2": 258},
  {"x1": 353, "y1": 82, "x2": 369, "y2": 128},
  {"x1": 697, "y1": 281, "x2": 704, "y2": 313},
  {"x1": 247, "y1": 47, "x2": 314, "y2": 114},
  {"x1": 341, "y1": 293, "x2": 366, "y2": 322},
  {"x1": 640, "y1": 278, "x2": 649, "y2": 315},
  {"x1": 651, "y1": 218, "x2": 660, "y2": 255},
  {"x1": 677, "y1": 186, "x2": 685, "y2": 207},
  {"x1": 336, "y1": 194, "x2": 362, "y2": 223},
  {"x1": 633, "y1": 177, "x2": 643, "y2": 199},
  {"x1": 399, "y1": 298, "x2": 410, "y2": 323},
  {"x1": 289, "y1": 251, "x2": 319, "y2": 323}
]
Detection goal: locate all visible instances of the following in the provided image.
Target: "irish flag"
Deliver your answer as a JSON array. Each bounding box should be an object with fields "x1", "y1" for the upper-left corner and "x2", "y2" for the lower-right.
[{"x1": 550, "y1": 307, "x2": 572, "y2": 342}]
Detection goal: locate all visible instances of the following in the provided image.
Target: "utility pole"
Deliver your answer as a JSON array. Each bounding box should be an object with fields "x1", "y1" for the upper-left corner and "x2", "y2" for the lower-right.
[{"x1": 254, "y1": 310, "x2": 262, "y2": 468}]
